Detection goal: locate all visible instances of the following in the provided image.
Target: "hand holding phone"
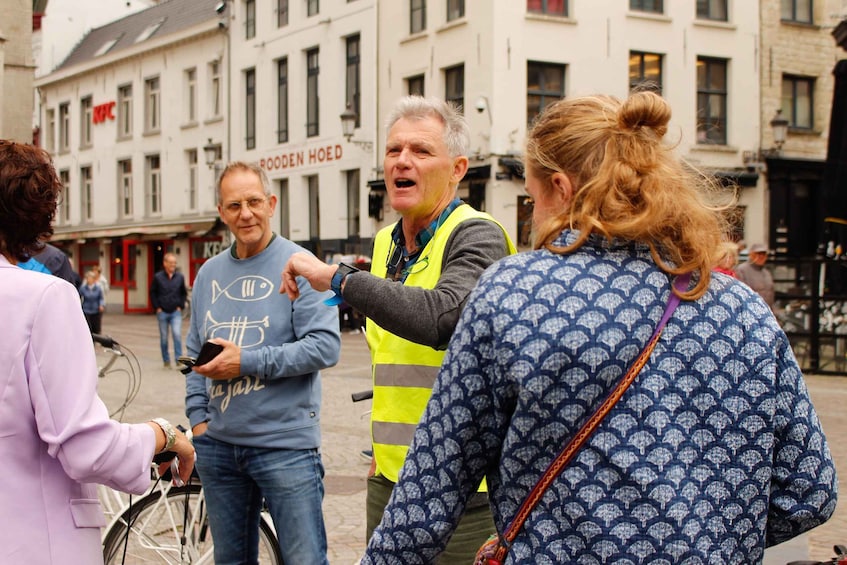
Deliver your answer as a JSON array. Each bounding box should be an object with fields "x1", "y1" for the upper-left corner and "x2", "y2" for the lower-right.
[{"x1": 177, "y1": 341, "x2": 224, "y2": 374}]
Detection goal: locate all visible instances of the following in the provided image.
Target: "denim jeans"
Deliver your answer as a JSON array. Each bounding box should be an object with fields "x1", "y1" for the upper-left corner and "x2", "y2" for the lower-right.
[
  {"x1": 193, "y1": 434, "x2": 329, "y2": 565},
  {"x1": 156, "y1": 310, "x2": 182, "y2": 363}
]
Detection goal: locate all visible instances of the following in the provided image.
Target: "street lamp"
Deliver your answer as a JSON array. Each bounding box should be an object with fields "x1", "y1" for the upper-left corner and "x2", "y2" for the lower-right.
[
  {"x1": 742, "y1": 109, "x2": 791, "y2": 166},
  {"x1": 770, "y1": 109, "x2": 789, "y2": 153},
  {"x1": 339, "y1": 104, "x2": 373, "y2": 151},
  {"x1": 202, "y1": 138, "x2": 219, "y2": 169}
]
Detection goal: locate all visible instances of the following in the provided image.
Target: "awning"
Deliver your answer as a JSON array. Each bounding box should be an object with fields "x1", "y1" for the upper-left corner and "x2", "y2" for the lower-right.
[
  {"x1": 50, "y1": 219, "x2": 219, "y2": 241},
  {"x1": 713, "y1": 170, "x2": 759, "y2": 188},
  {"x1": 498, "y1": 157, "x2": 524, "y2": 180}
]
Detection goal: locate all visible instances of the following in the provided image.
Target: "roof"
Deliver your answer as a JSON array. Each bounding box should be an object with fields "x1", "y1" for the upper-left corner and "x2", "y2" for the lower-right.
[{"x1": 55, "y1": 0, "x2": 220, "y2": 71}]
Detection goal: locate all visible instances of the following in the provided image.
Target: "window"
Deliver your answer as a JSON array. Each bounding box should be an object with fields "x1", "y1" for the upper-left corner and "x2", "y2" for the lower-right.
[
  {"x1": 781, "y1": 0, "x2": 812, "y2": 23},
  {"x1": 629, "y1": 51, "x2": 663, "y2": 93},
  {"x1": 696, "y1": 57, "x2": 728, "y2": 144},
  {"x1": 527, "y1": 0, "x2": 567, "y2": 16},
  {"x1": 407, "y1": 74, "x2": 424, "y2": 96},
  {"x1": 447, "y1": 0, "x2": 465, "y2": 21},
  {"x1": 58, "y1": 169, "x2": 70, "y2": 224},
  {"x1": 146, "y1": 155, "x2": 161, "y2": 215},
  {"x1": 277, "y1": 58, "x2": 289, "y2": 143},
  {"x1": 118, "y1": 84, "x2": 133, "y2": 138},
  {"x1": 527, "y1": 61, "x2": 565, "y2": 124},
  {"x1": 118, "y1": 159, "x2": 133, "y2": 217},
  {"x1": 346, "y1": 35, "x2": 361, "y2": 129},
  {"x1": 410, "y1": 0, "x2": 426, "y2": 33},
  {"x1": 444, "y1": 64, "x2": 464, "y2": 112},
  {"x1": 307, "y1": 0, "x2": 319, "y2": 16},
  {"x1": 245, "y1": 0, "x2": 256, "y2": 39},
  {"x1": 278, "y1": 0, "x2": 288, "y2": 26},
  {"x1": 209, "y1": 61, "x2": 222, "y2": 118},
  {"x1": 278, "y1": 179, "x2": 290, "y2": 238},
  {"x1": 782, "y1": 75, "x2": 814, "y2": 129},
  {"x1": 187, "y1": 149, "x2": 198, "y2": 211},
  {"x1": 145, "y1": 76, "x2": 160, "y2": 132},
  {"x1": 308, "y1": 175, "x2": 320, "y2": 240},
  {"x1": 696, "y1": 0, "x2": 728, "y2": 21},
  {"x1": 45, "y1": 108, "x2": 55, "y2": 152},
  {"x1": 306, "y1": 48, "x2": 320, "y2": 137},
  {"x1": 58, "y1": 102, "x2": 70, "y2": 152},
  {"x1": 630, "y1": 0, "x2": 663, "y2": 13},
  {"x1": 245, "y1": 68, "x2": 256, "y2": 149},
  {"x1": 80, "y1": 166, "x2": 93, "y2": 222},
  {"x1": 185, "y1": 68, "x2": 197, "y2": 123},
  {"x1": 347, "y1": 169, "x2": 360, "y2": 238},
  {"x1": 80, "y1": 96, "x2": 93, "y2": 147}
]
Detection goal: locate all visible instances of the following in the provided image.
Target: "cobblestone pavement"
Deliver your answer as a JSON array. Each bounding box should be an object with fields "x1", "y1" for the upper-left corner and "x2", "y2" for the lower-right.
[{"x1": 94, "y1": 312, "x2": 844, "y2": 564}]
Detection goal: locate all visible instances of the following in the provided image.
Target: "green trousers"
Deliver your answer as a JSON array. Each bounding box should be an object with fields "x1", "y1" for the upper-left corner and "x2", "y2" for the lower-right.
[{"x1": 366, "y1": 474, "x2": 496, "y2": 564}]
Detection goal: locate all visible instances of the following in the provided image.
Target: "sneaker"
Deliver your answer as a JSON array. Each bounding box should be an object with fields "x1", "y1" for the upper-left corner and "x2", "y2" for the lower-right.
[
  {"x1": 359, "y1": 449, "x2": 373, "y2": 461},
  {"x1": 163, "y1": 361, "x2": 171, "y2": 368}
]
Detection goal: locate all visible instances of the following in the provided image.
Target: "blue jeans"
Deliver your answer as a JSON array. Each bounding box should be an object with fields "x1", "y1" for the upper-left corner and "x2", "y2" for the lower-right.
[
  {"x1": 193, "y1": 434, "x2": 329, "y2": 565},
  {"x1": 156, "y1": 310, "x2": 182, "y2": 363}
]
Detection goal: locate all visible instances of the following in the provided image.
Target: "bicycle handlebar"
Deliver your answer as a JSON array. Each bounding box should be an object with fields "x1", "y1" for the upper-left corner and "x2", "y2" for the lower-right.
[
  {"x1": 351, "y1": 389, "x2": 373, "y2": 402},
  {"x1": 91, "y1": 333, "x2": 117, "y2": 349}
]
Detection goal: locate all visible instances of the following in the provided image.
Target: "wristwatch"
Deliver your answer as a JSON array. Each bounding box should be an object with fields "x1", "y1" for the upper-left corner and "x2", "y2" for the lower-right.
[
  {"x1": 152, "y1": 418, "x2": 177, "y2": 453},
  {"x1": 331, "y1": 263, "x2": 360, "y2": 296}
]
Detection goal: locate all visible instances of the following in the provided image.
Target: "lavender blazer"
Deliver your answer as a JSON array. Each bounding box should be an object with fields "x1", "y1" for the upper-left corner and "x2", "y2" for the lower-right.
[{"x1": 0, "y1": 256, "x2": 156, "y2": 564}]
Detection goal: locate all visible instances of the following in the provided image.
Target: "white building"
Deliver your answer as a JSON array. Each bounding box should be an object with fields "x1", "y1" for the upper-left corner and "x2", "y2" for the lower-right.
[
  {"x1": 35, "y1": 0, "x2": 227, "y2": 311},
  {"x1": 375, "y1": 0, "x2": 762, "y2": 248},
  {"x1": 226, "y1": 0, "x2": 378, "y2": 260}
]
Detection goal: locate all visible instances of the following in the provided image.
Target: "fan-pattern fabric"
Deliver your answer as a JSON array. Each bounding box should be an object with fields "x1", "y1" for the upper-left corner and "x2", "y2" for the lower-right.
[{"x1": 362, "y1": 231, "x2": 837, "y2": 565}]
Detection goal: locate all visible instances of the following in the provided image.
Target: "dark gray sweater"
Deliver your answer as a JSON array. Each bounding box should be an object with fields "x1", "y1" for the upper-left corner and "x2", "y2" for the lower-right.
[{"x1": 343, "y1": 218, "x2": 511, "y2": 349}]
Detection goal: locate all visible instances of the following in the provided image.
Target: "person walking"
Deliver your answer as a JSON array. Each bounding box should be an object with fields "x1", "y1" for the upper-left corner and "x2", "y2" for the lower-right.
[
  {"x1": 358, "y1": 92, "x2": 837, "y2": 563},
  {"x1": 79, "y1": 269, "x2": 105, "y2": 334},
  {"x1": 0, "y1": 139, "x2": 194, "y2": 565},
  {"x1": 185, "y1": 161, "x2": 341, "y2": 564},
  {"x1": 735, "y1": 242, "x2": 775, "y2": 310},
  {"x1": 150, "y1": 252, "x2": 187, "y2": 368},
  {"x1": 282, "y1": 95, "x2": 516, "y2": 563}
]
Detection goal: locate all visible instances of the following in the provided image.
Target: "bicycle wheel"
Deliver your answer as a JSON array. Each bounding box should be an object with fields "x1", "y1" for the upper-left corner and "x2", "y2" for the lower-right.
[{"x1": 102, "y1": 484, "x2": 283, "y2": 564}]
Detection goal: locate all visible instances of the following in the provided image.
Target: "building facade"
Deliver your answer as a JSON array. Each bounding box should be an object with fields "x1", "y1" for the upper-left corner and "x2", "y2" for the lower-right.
[
  {"x1": 1, "y1": 0, "x2": 35, "y2": 142},
  {"x1": 34, "y1": 0, "x2": 227, "y2": 311}
]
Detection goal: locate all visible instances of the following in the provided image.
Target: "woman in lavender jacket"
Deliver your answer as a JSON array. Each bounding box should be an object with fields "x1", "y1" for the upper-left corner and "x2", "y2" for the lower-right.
[{"x1": 0, "y1": 140, "x2": 195, "y2": 564}]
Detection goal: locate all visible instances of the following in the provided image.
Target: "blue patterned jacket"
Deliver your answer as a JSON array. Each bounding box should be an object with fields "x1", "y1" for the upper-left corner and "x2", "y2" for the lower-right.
[{"x1": 362, "y1": 231, "x2": 837, "y2": 564}]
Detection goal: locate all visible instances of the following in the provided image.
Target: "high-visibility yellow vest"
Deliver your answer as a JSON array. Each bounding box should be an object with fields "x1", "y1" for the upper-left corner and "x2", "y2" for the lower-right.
[{"x1": 366, "y1": 204, "x2": 517, "y2": 483}]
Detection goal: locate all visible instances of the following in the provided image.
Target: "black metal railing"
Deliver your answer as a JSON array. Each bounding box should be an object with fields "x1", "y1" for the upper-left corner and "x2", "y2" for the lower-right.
[{"x1": 770, "y1": 256, "x2": 847, "y2": 375}]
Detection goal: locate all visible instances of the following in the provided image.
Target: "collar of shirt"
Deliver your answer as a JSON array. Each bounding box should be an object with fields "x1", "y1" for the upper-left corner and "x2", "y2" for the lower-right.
[{"x1": 388, "y1": 199, "x2": 462, "y2": 281}]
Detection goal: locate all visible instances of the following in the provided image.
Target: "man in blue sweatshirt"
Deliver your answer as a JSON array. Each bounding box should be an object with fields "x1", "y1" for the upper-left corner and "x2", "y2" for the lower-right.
[{"x1": 184, "y1": 161, "x2": 340, "y2": 565}]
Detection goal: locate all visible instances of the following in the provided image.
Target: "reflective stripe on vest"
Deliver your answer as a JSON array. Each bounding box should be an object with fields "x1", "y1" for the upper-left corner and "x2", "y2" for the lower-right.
[{"x1": 366, "y1": 204, "x2": 517, "y2": 484}]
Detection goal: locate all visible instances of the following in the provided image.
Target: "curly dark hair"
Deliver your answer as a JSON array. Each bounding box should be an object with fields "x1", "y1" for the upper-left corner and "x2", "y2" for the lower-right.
[{"x1": 0, "y1": 140, "x2": 61, "y2": 262}]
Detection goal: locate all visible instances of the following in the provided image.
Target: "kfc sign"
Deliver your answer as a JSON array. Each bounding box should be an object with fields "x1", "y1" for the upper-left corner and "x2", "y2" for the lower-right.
[{"x1": 93, "y1": 101, "x2": 116, "y2": 124}]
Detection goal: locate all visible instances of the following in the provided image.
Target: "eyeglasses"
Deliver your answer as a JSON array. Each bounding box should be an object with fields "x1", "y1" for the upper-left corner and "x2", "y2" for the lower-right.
[{"x1": 222, "y1": 197, "x2": 267, "y2": 215}]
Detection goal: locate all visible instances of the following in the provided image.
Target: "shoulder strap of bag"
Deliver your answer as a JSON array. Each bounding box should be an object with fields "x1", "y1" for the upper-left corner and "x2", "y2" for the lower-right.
[{"x1": 495, "y1": 272, "x2": 691, "y2": 556}]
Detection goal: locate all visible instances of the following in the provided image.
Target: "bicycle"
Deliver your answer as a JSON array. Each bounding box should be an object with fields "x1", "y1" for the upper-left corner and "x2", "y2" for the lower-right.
[
  {"x1": 92, "y1": 333, "x2": 283, "y2": 563},
  {"x1": 92, "y1": 333, "x2": 141, "y2": 421},
  {"x1": 102, "y1": 453, "x2": 282, "y2": 564}
]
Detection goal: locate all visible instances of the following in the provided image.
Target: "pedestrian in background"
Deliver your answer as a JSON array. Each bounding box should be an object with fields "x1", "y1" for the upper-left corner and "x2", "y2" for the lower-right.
[
  {"x1": 713, "y1": 240, "x2": 739, "y2": 278},
  {"x1": 0, "y1": 139, "x2": 194, "y2": 564},
  {"x1": 92, "y1": 262, "x2": 110, "y2": 298},
  {"x1": 186, "y1": 161, "x2": 340, "y2": 564},
  {"x1": 150, "y1": 252, "x2": 187, "y2": 368},
  {"x1": 282, "y1": 95, "x2": 516, "y2": 563},
  {"x1": 360, "y1": 92, "x2": 837, "y2": 563},
  {"x1": 736, "y1": 242, "x2": 775, "y2": 310},
  {"x1": 79, "y1": 269, "x2": 105, "y2": 334}
]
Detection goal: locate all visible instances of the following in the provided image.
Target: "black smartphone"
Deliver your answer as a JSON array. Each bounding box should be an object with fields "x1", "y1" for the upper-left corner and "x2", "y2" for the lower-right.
[
  {"x1": 195, "y1": 341, "x2": 225, "y2": 366},
  {"x1": 177, "y1": 341, "x2": 223, "y2": 374}
]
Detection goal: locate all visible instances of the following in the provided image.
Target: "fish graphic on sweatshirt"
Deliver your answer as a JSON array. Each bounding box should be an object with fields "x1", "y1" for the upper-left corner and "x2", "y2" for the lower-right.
[{"x1": 211, "y1": 275, "x2": 274, "y2": 303}]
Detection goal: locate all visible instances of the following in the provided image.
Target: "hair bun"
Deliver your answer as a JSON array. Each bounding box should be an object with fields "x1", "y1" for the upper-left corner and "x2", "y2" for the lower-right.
[{"x1": 618, "y1": 91, "x2": 670, "y2": 138}]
